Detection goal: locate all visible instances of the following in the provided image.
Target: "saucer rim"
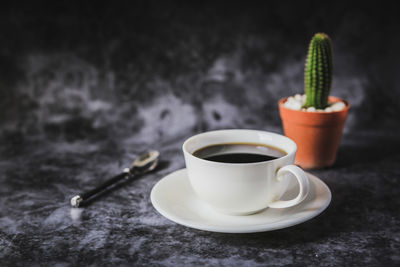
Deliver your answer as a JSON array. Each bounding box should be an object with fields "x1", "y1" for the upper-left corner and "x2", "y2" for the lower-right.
[{"x1": 150, "y1": 168, "x2": 331, "y2": 233}]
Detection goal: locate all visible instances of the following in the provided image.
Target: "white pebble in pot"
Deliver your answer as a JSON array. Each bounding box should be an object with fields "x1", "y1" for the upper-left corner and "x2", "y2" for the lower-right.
[{"x1": 331, "y1": 102, "x2": 346, "y2": 111}]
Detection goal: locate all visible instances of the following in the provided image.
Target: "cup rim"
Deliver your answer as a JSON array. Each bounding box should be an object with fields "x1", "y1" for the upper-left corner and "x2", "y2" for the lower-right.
[{"x1": 182, "y1": 129, "x2": 297, "y2": 166}]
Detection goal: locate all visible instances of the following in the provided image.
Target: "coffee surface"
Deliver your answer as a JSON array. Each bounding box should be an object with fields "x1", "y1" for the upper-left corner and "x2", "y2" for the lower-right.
[{"x1": 193, "y1": 143, "x2": 286, "y2": 164}]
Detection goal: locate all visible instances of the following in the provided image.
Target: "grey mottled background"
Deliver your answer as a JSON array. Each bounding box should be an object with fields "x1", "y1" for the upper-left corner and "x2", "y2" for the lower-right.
[
  {"x1": 1, "y1": 1, "x2": 399, "y2": 142},
  {"x1": 1, "y1": 1, "x2": 400, "y2": 265}
]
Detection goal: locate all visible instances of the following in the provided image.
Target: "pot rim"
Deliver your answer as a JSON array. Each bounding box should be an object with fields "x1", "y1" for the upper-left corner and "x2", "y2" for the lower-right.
[{"x1": 278, "y1": 96, "x2": 350, "y2": 114}]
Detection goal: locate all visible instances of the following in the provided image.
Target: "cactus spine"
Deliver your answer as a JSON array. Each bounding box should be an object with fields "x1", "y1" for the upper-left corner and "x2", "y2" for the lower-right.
[{"x1": 304, "y1": 33, "x2": 333, "y2": 109}]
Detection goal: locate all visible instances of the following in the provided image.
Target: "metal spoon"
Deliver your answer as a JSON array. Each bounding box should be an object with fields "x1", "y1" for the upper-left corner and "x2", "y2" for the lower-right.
[{"x1": 70, "y1": 150, "x2": 160, "y2": 208}]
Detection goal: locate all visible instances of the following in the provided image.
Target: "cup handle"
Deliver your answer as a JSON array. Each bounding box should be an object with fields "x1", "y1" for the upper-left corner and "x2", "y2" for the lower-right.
[{"x1": 268, "y1": 165, "x2": 310, "y2": 209}]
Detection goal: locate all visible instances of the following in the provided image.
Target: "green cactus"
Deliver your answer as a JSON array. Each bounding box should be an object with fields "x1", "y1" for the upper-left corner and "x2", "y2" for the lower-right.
[{"x1": 304, "y1": 33, "x2": 333, "y2": 109}]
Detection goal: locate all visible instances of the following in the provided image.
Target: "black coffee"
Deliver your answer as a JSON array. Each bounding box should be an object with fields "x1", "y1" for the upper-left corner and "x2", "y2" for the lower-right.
[{"x1": 192, "y1": 143, "x2": 286, "y2": 163}]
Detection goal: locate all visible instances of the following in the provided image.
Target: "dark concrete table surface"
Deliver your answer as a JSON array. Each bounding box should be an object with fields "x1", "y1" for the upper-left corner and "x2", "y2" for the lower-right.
[{"x1": 1, "y1": 129, "x2": 399, "y2": 266}]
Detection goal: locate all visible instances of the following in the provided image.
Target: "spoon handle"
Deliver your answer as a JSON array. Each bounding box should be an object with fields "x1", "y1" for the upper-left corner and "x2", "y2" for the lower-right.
[{"x1": 70, "y1": 169, "x2": 131, "y2": 207}]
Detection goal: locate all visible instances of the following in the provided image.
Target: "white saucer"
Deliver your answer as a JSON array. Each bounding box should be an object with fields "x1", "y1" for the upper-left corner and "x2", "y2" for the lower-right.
[{"x1": 150, "y1": 168, "x2": 331, "y2": 233}]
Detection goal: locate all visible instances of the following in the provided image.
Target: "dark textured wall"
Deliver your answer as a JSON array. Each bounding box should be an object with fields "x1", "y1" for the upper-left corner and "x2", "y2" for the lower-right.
[{"x1": 1, "y1": 1, "x2": 399, "y2": 146}]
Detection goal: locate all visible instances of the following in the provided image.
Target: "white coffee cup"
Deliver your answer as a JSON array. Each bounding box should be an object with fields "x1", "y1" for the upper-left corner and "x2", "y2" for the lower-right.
[{"x1": 182, "y1": 129, "x2": 310, "y2": 215}]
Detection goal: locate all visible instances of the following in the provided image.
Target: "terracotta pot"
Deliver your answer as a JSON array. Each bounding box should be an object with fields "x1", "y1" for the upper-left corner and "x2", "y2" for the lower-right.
[{"x1": 278, "y1": 96, "x2": 350, "y2": 169}]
